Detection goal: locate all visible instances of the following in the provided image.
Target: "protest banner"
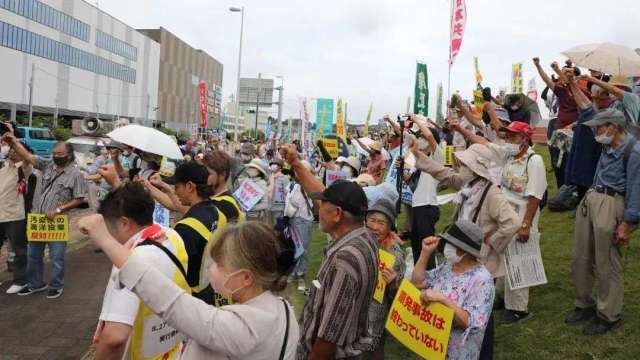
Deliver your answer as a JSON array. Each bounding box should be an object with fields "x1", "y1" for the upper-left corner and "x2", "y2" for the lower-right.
[
  {"x1": 511, "y1": 62, "x2": 524, "y2": 93},
  {"x1": 272, "y1": 176, "x2": 289, "y2": 206},
  {"x1": 325, "y1": 170, "x2": 349, "y2": 187},
  {"x1": 473, "y1": 89, "x2": 484, "y2": 114},
  {"x1": 335, "y1": 98, "x2": 346, "y2": 140},
  {"x1": 27, "y1": 213, "x2": 69, "y2": 241},
  {"x1": 474, "y1": 56, "x2": 483, "y2": 85},
  {"x1": 233, "y1": 179, "x2": 267, "y2": 212},
  {"x1": 414, "y1": 63, "x2": 429, "y2": 117},
  {"x1": 374, "y1": 249, "x2": 396, "y2": 303},
  {"x1": 153, "y1": 202, "x2": 170, "y2": 227},
  {"x1": 386, "y1": 279, "x2": 454, "y2": 360},
  {"x1": 323, "y1": 137, "x2": 339, "y2": 158},
  {"x1": 316, "y1": 98, "x2": 334, "y2": 138},
  {"x1": 364, "y1": 103, "x2": 373, "y2": 136},
  {"x1": 443, "y1": 145, "x2": 455, "y2": 166},
  {"x1": 449, "y1": 0, "x2": 467, "y2": 65}
]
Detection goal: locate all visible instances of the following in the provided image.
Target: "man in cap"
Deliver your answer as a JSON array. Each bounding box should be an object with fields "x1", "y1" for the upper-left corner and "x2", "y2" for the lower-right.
[
  {"x1": 163, "y1": 162, "x2": 219, "y2": 304},
  {"x1": 583, "y1": 74, "x2": 640, "y2": 137},
  {"x1": 566, "y1": 109, "x2": 640, "y2": 335},
  {"x1": 280, "y1": 144, "x2": 379, "y2": 360}
]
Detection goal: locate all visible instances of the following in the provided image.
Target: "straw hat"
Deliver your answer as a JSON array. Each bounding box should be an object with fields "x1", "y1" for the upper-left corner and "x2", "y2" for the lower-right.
[
  {"x1": 609, "y1": 76, "x2": 632, "y2": 92},
  {"x1": 245, "y1": 159, "x2": 269, "y2": 178},
  {"x1": 370, "y1": 141, "x2": 384, "y2": 152}
]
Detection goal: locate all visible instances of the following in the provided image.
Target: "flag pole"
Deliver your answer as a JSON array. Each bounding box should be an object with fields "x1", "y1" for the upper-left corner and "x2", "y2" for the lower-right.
[{"x1": 446, "y1": 0, "x2": 453, "y2": 101}]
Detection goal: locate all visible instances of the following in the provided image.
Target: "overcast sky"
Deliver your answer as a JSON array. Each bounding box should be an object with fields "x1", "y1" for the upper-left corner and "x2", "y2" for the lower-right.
[{"x1": 99, "y1": 0, "x2": 640, "y2": 124}]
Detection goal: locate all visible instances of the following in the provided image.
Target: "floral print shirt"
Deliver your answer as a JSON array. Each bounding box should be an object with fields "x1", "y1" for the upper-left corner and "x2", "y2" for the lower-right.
[{"x1": 426, "y1": 262, "x2": 495, "y2": 360}]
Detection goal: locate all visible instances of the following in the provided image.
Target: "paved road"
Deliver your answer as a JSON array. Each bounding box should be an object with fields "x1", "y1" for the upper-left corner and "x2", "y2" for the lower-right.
[{"x1": 0, "y1": 209, "x2": 110, "y2": 359}]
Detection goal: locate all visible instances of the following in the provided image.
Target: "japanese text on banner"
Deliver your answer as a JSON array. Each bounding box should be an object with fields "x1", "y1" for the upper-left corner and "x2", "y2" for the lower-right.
[
  {"x1": 325, "y1": 170, "x2": 349, "y2": 187},
  {"x1": 386, "y1": 279, "x2": 454, "y2": 360},
  {"x1": 27, "y1": 213, "x2": 69, "y2": 242},
  {"x1": 449, "y1": 0, "x2": 467, "y2": 65},
  {"x1": 374, "y1": 249, "x2": 396, "y2": 303},
  {"x1": 232, "y1": 180, "x2": 266, "y2": 212}
]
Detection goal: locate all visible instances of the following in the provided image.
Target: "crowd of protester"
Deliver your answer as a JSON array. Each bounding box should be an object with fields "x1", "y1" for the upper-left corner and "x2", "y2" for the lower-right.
[{"x1": 0, "y1": 56, "x2": 638, "y2": 359}]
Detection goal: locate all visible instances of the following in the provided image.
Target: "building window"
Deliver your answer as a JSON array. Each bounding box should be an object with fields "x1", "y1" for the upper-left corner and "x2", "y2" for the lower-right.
[
  {"x1": 0, "y1": 21, "x2": 137, "y2": 83},
  {"x1": 95, "y1": 29, "x2": 137, "y2": 62},
  {"x1": 0, "y1": 0, "x2": 90, "y2": 42}
]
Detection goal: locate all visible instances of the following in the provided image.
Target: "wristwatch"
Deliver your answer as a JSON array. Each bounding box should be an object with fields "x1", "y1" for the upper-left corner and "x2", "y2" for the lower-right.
[
  {"x1": 55, "y1": 207, "x2": 62, "y2": 214},
  {"x1": 521, "y1": 223, "x2": 529, "y2": 229}
]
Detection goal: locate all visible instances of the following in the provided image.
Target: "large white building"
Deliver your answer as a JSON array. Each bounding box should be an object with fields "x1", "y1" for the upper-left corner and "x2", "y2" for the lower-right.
[{"x1": 0, "y1": 0, "x2": 160, "y2": 122}]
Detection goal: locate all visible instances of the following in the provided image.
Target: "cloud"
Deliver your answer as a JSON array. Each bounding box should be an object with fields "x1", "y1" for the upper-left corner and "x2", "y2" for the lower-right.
[{"x1": 99, "y1": 0, "x2": 640, "y2": 124}]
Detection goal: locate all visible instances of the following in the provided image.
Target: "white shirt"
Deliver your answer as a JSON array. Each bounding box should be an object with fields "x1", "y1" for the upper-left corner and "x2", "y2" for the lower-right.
[
  {"x1": 97, "y1": 227, "x2": 186, "y2": 359},
  {"x1": 284, "y1": 183, "x2": 314, "y2": 221},
  {"x1": 412, "y1": 145, "x2": 443, "y2": 207}
]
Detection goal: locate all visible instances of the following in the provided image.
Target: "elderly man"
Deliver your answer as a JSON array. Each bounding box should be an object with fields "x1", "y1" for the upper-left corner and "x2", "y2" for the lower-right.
[
  {"x1": 2, "y1": 133, "x2": 87, "y2": 299},
  {"x1": 280, "y1": 144, "x2": 378, "y2": 360},
  {"x1": 566, "y1": 109, "x2": 639, "y2": 335}
]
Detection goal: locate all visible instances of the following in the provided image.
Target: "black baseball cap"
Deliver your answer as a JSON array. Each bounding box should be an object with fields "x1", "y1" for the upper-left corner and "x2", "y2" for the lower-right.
[
  {"x1": 309, "y1": 180, "x2": 368, "y2": 216},
  {"x1": 164, "y1": 162, "x2": 209, "y2": 185}
]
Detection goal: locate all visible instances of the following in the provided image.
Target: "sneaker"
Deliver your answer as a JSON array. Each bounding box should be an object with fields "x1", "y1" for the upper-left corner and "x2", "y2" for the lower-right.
[
  {"x1": 46, "y1": 288, "x2": 63, "y2": 299},
  {"x1": 582, "y1": 317, "x2": 623, "y2": 336},
  {"x1": 6, "y1": 284, "x2": 28, "y2": 294},
  {"x1": 565, "y1": 307, "x2": 596, "y2": 325},
  {"x1": 17, "y1": 284, "x2": 48, "y2": 296},
  {"x1": 297, "y1": 278, "x2": 307, "y2": 291},
  {"x1": 497, "y1": 310, "x2": 534, "y2": 325}
]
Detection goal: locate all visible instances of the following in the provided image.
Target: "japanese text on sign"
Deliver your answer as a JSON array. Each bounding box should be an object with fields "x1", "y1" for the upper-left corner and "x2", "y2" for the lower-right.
[
  {"x1": 386, "y1": 279, "x2": 454, "y2": 360},
  {"x1": 27, "y1": 213, "x2": 69, "y2": 242},
  {"x1": 325, "y1": 170, "x2": 349, "y2": 187},
  {"x1": 233, "y1": 179, "x2": 266, "y2": 212},
  {"x1": 443, "y1": 145, "x2": 455, "y2": 167},
  {"x1": 374, "y1": 249, "x2": 396, "y2": 303}
]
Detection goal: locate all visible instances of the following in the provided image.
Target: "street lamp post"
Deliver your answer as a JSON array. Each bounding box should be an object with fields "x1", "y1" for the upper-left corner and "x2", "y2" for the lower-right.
[
  {"x1": 275, "y1": 75, "x2": 284, "y2": 143},
  {"x1": 230, "y1": 6, "x2": 244, "y2": 143}
]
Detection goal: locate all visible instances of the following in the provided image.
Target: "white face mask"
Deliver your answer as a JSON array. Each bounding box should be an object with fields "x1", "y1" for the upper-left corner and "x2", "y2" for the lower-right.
[
  {"x1": 504, "y1": 142, "x2": 522, "y2": 156},
  {"x1": 270, "y1": 164, "x2": 279, "y2": 172},
  {"x1": 594, "y1": 133, "x2": 614, "y2": 145},
  {"x1": 510, "y1": 105, "x2": 520, "y2": 111},
  {"x1": 0, "y1": 145, "x2": 9, "y2": 157},
  {"x1": 247, "y1": 167, "x2": 260, "y2": 178},
  {"x1": 444, "y1": 243, "x2": 464, "y2": 265},
  {"x1": 457, "y1": 165, "x2": 477, "y2": 185}
]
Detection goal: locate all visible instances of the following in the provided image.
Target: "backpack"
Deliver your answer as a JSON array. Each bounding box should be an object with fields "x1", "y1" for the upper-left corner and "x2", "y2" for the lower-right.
[
  {"x1": 525, "y1": 154, "x2": 548, "y2": 210},
  {"x1": 17, "y1": 166, "x2": 37, "y2": 215}
]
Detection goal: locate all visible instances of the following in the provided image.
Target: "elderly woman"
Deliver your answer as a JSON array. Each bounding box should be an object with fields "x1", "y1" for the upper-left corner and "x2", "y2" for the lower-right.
[
  {"x1": 411, "y1": 140, "x2": 519, "y2": 358},
  {"x1": 412, "y1": 219, "x2": 495, "y2": 360},
  {"x1": 364, "y1": 198, "x2": 406, "y2": 359}
]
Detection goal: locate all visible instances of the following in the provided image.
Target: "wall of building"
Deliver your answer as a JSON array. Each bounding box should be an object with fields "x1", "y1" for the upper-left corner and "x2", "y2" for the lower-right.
[
  {"x1": 0, "y1": 0, "x2": 160, "y2": 120},
  {"x1": 139, "y1": 27, "x2": 223, "y2": 129}
]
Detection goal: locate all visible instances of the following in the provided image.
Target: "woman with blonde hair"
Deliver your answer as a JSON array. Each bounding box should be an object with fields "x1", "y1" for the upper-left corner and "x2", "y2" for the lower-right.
[{"x1": 79, "y1": 216, "x2": 299, "y2": 359}]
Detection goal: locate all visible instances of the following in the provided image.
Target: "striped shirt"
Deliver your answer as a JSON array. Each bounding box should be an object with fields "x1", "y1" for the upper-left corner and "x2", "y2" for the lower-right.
[
  {"x1": 32, "y1": 158, "x2": 87, "y2": 214},
  {"x1": 297, "y1": 226, "x2": 379, "y2": 359}
]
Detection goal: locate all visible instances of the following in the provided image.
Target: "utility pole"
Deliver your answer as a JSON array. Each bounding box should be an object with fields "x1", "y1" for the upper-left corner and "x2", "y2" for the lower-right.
[
  {"x1": 28, "y1": 63, "x2": 35, "y2": 127},
  {"x1": 145, "y1": 93, "x2": 150, "y2": 125},
  {"x1": 253, "y1": 73, "x2": 261, "y2": 140},
  {"x1": 276, "y1": 86, "x2": 284, "y2": 144},
  {"x1": 53, "y1": 96, "x2": 59, "y2": 128}
]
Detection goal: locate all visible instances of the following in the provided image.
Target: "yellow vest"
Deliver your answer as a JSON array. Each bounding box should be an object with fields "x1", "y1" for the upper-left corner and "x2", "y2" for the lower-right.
[
  {"x1": 129, "y1": 230, "x2": 190, "y2": 360},
  {"x1": 173, "y1": 217, "x2": 212, "y2": 294}
]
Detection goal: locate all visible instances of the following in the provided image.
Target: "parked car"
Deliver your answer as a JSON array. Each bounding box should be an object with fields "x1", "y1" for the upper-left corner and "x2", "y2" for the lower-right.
[
  {"x1": 66, "y1": 135, "x2": 111, "y2": 172},
  {"x1": 14, "y1": 127, "x2": 57, "y2": 157}
]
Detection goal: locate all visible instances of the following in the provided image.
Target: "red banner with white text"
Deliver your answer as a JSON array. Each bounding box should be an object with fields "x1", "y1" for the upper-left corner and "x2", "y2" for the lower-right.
[{"x1": 449, "y1": 0, "x2": 467, "y2": 65}]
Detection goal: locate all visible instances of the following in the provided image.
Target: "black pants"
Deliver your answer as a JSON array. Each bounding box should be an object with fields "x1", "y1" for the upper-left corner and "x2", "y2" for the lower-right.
[
  {"x1": 548, "y1": 146, "x2": 567, "y2": 189},
  {"x1": 0, "y1": 220, "x2": 28, "y2": 285},
  {"x1": 479, "y1": 311, "x2": 494, "y2": 359},
  {"x1": 410, "y1": 205, "x2": 439, "y2": 268}
]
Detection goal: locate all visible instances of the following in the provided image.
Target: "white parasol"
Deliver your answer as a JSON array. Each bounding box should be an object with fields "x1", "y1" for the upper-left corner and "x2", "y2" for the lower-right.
[
  {"x1": 562, "y1": 42, "x2": 640, "y2": 77},
  {"x1": 107, "y1": 124, "x2": 183, "y2": 159}
]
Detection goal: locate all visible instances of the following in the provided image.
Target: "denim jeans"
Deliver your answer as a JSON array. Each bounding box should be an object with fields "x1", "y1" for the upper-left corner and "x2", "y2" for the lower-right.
[
  {"x1": 27, "y1": 241, "x2": 66, "y2": 289},
  {"x1": 291, "y1": 217, "x2": 314, "y2": 277},
  {"x1": 0, "y1": 220, "x2": 28, "y2": 285}
]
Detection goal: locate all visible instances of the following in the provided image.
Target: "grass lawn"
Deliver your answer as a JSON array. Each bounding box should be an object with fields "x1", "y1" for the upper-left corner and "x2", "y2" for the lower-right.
[{"x1": 285, "y1": 146, "x2": 640, "y2": 359}]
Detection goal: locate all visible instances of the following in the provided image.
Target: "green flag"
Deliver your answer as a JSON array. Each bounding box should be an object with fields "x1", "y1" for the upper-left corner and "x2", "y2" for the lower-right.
[
  {"x1": 436, "y1": 82, "x2": 444, "y2": 125},
  {"x1": 413, "y1": 62, "x2": 429, "y2": 117}
]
